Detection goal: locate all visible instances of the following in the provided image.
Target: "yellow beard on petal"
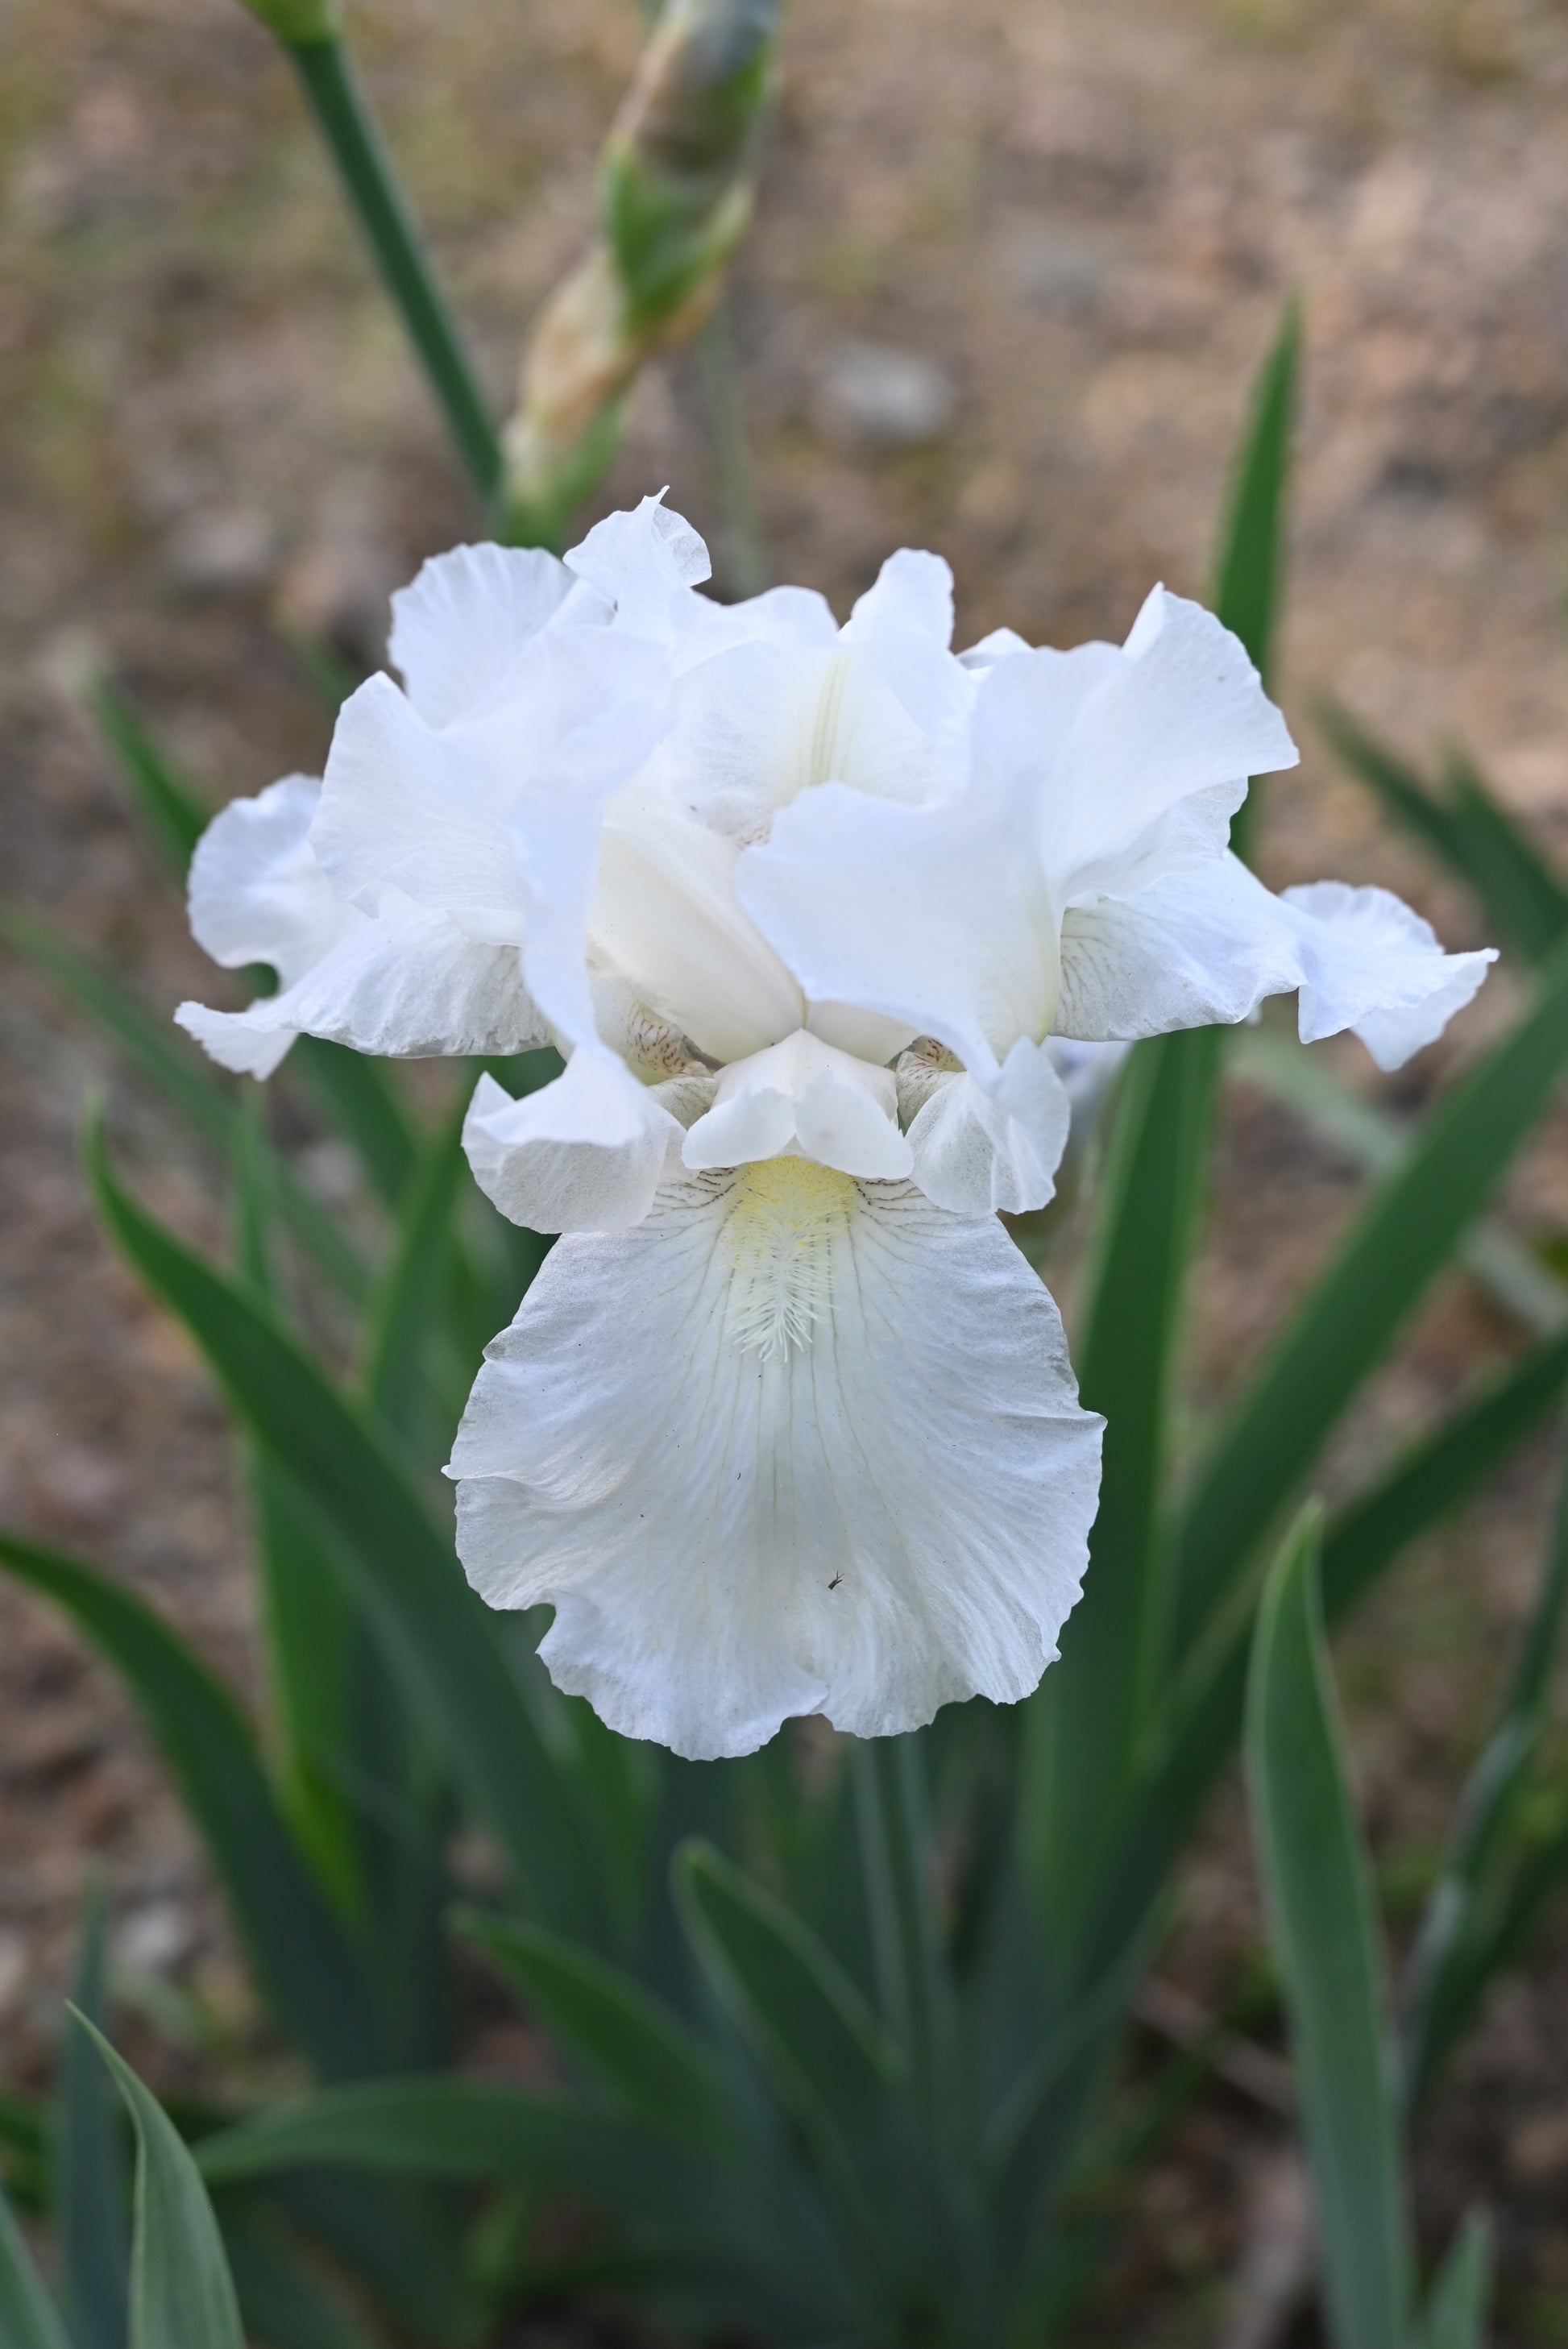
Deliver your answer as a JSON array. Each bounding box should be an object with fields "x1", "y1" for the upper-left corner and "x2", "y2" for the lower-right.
[{"x1": 720, "y1": 1158, "x2": 860, "y2": 1360}]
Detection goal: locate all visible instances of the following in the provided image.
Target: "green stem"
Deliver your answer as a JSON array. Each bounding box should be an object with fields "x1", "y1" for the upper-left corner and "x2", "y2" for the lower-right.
[
  {"x1": 698, "y1": 301, "x2": 769, "y2": 598},
  {"x1": 288, "y1": 36, "x2": 503, "y2": 508}
]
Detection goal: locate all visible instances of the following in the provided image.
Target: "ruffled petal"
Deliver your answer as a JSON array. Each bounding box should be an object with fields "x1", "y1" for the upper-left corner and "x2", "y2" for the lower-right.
[
  {"x1": 1056, "y1": 853, "x2": 1302, "y2": 1040},
  {"x1": 1057, "y1": 854, "x2": 1493, "y2": 1067},
  {"x1": 187, "y1": 774, "x2": 351, "y2": 986},
  {"x1": 176, "y1": 899, "x2": 548, "y2": 1074},
  {"x1": 463, "y1": 1056, "x2": 684, "y2": 1235},
  {"x1": 317, "y1": 628, "x2": 674, "y2": 1067},
  {"x1": 958, "y1": 625, "x2": 1031, "y2": 670},
  {"x1": 1284, "y1": 881, "x2": 1496, "y2": 1070},
  {"x1": 649, "y1": 637, "x2": 943, "y2": 846},
  {"x1": 449, "y1": 1164, "x2": 1103, "y2": 1758},
  {"x1": 843, "y1": 547, "x2": 973, "y2": 783},
  {"x1": 739, "y1": 779, "x2": 1057, "y2": 1078},
  {"x1": 846, "y1": 546, "x2": 954, "y2": 648},
  {"x1": 314, "y1": 672, "x2": 524, "y2": 936},
  {"x1": 564, "y1": 493, "x2": 711, "y2": 641},
  {"x1": 388, "y1": 542, "x2": 579, "y2": 725},
  {"x1": 904, "y1": 1040, "x2": 1072, "y2": 1216},
  {"x1": 1030, "y1": 587, "x2": 1298, "y2": 900},
  {"x1": 682, "y1": 1031, "x2": 912, "y2": 1181}
]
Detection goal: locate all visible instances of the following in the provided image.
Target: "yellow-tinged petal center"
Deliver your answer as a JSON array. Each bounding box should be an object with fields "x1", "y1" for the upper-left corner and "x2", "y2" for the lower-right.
[{"x1": 720, "y1": 1158, "x2": 860, "y2": 1360}]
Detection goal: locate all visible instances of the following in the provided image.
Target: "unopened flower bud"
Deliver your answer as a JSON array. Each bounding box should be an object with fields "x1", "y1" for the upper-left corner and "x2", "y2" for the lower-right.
[
  {"x1": 234, "y1": 0, "x2": 342, "y2": 44},
  {"x1": 501, "y1": 0, "x2": 780, "y2": 547}
]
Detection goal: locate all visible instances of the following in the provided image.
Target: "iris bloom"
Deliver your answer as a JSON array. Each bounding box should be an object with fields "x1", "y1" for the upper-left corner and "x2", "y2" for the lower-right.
[{"x1": 180, "y1": 498, "x2": 1491, "y2": 1758}]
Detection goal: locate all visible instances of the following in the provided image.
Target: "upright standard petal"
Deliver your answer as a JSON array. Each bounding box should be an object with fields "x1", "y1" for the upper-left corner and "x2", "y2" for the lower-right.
[
  {"x1": 388, "y1": 542, "x2": 581, "y2": 726},
  {"x1": 739, "y1": 778, "x2": 1059, "y2": 1079},
  {"x1": 564, "y1": 493, "x2": 712, "y2": 641},
  {"x1": 449, "y1": 1164, "x2": 1103, "y2": 1758},
  {"x1": 1035, "y1": 587, "x2": 1298, "y2": 899},
  {"x1": 463, "y1": 1057, "x2": 684, "y2": 1235}
]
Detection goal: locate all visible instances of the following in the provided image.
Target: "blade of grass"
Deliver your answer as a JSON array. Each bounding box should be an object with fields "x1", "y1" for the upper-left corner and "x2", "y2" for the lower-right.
[
  {"x1": 0, "y1": 1531, "x2": 384, "y2": 2083},
  {"x1": 673, "y1": 1841, "x2": 944, "y2": 2295},
  {"x1": 84, "y1": 679, "x2": 211, "y2": 882},
  {"x1": 454, "y1": 1913, "x2": 740, "y2": 2158},
  {"x1": 0, "y1": 2185, "x2": 71, "y2": 2349},
  {"x1": 1215, "y1": 297, "x2": 1300, "y2": 860},
  {"x1": 1412, "y1": 2212, "x2": 1493, "y2": 2349},
  {"x1": 231, "y1": 1097, "x2": 368, "y2": 1921},
  {"x1": 218, "y1": 2199, "x2": 382, "y2": 2349},
  {"x1": 1321, "y1": 702, "x2": 1568, "y2": 969},
  {"x1": 1247, "y1": 1510, "x2": 1412, "y2": 2349},
  {"x1": 360, "y1": 1093, "x2": 471, "y2": 1444},
  {"x1": 197, "y1": 2080, "x2": 761, "y2": 2253},
  {"x1": 1317, "y1": 699, "x2": 1471, "y2": 875},
  {"x1": 1402, "y1": 1421, "x2": 1568, "y2": 2108},
  {"x1": 55, "y1": 1886, "x2": 130, "y2": 2349},
  {"x1": 1172, "y1": 937, "x2": 1568, "y2": 1659},
  {"x1": 850, "y1": 1738, "x2": 964, "y2": 2156},
  {"x1": 1024, "y1": 1028, "x2": 1219, "y2": 1956},
  {"x1": 1413, "y1": 1798, "x2": 1568, "y2": 2110},
  {"x1": 86, "y1": 1114, "x2": 608, "y2": 1942},
  {"x1": 1231, "y1": 1027, "x2": 1568, "y2": 1338},
  {"x1": 1075, "y1": 1323, "x2": 1568, "y2": 1997},
  {"x1": 288, "y1": 1038, "x2": 419, "y2": 1212},
  {"x1": 74, "y1": 2020, "x2": 243, "y2": 2349},
  {"x1": 1, "y1": 910, "x2": 369, "y2": 1305},
  {"x1": 1321, "y1": 1334, "x2": 1568, "y2": 1621},
  {"x1": 1444, "y1": 749, "x2": 1568, "y2": 967}
]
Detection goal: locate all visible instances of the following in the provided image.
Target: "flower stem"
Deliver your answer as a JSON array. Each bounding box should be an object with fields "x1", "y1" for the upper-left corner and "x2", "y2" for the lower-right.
[
  {"x1": 287, "y1": 35, "x2": 504, "y2": 509},
  {"x1": 698, "y1": 301, "x2": 769, "y2": 597}
]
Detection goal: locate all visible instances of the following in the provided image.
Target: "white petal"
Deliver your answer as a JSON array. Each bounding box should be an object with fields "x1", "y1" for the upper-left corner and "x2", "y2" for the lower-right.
[
  {"x1": 174, "y1": 999, "x2": 297, "y2": 1079},
  {"x1": 188, "y1": 775, "x2": 352, "y2": 987},
  {"x1": 463, "y1": 1057, "x2": 683, "y2": 1235},
  {"x1": 388, "y1": 542, "x2": 579, "y2": 726},
  {"x1": 564, "y1": 493, "x2": 711, "y2": 640},
  {"x1": 448, "y1": 1164, "x2": 1103, "y2": 1758},
  {"x1": 739, "y1": 779, "x2": 1057, "y2": 1079},
  {"x1": 650, "y1": 637, "x2": 942, "y2": 846},
  {"x1": 682, "y1": 1031, "x2": 911, "y2": 1181},
  {"x1": 176, "y1": 899, "x2": 548, "y2": 1073},
  {"x1": 843, "y1": 548, "x2": 973, "y2": 782},
  {"x1": 905, "y1": 1040, "x2": 1072, "y2": 1216},
  {"x1": 1034, "y1": 587, "x2": 1298, "y2": 899},
  {"x1": 1056, "y1": 854, "x2": 1494, "y2": 1067},
  {"x1": 589, "y1": 781, "x2": 803, "y2": 1064},
  {"x1": 845, "y1": 546, "x2": 954, "y2": 651},
  {"x1": 1056, "y1": 853, "x2": 1304, "y2": 1040},
  {"x1": 314, "y1": 673, "x2": 524, "y2": 936},
  {"x1": 804, "y1": 1000, "x2": 919, "y2": 1064},
  {"x1": 1283, "y1": 881, "x2": 1495, "y2": 1070},
  {"x1": 958, "y1": 625, "x2": 1031, "y2": 670},
  {"x1": 316, "y1": 629, "x2": 673, "y2": 1069}
]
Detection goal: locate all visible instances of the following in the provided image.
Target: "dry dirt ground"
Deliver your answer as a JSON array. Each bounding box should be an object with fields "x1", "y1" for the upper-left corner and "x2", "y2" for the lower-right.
[{"x1": 5, "y1": 0, "x2": 1568, "y2": 2339}]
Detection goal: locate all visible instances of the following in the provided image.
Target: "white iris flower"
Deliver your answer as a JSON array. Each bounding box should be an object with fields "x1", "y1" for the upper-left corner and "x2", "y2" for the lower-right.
[{"x1": 178, "y1": 496, "x2": 1492, "y2": 1760}]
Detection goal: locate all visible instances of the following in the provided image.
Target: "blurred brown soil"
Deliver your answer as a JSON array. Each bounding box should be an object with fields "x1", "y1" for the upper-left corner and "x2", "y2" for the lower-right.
[{"x1": 4, "y1": 0, "x2": 1568, "y2": 2338}]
